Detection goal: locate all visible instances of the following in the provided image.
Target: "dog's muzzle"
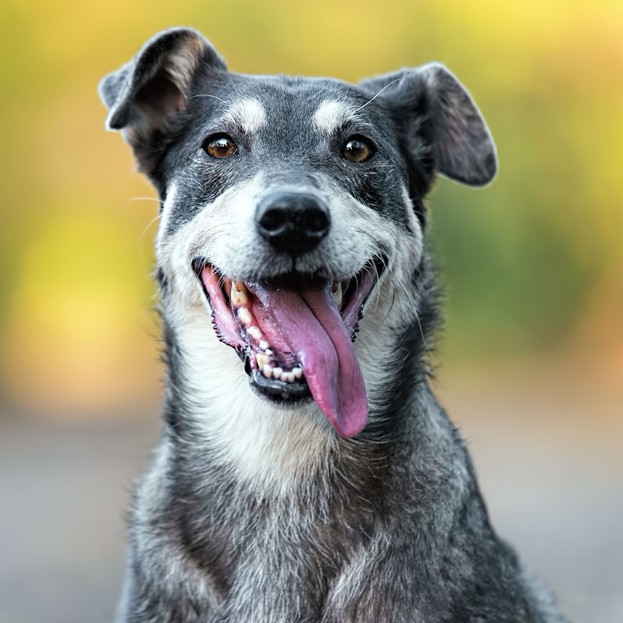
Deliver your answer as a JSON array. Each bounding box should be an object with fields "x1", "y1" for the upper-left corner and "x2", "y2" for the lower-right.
[
  {"x1": 189, "y1": 187, "x2": 389, "y2": 438},
  {"x1": 194, "y1": 252, "x2": 385, "y2": 438}
]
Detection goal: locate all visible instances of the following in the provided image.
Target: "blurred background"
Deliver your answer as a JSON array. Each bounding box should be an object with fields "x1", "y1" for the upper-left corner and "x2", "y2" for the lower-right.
[{"x1": 1, "y1": 1, "x2": 621, "y2": 621}]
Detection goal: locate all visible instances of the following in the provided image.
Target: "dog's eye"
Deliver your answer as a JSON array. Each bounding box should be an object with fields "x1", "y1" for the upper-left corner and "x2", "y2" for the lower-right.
[
  {"x1": 342, "y1": 136, "x2": 375, "y2": 163},
  {"x1": 203, "y1": 134, "x2": 238, "y2": 159}
]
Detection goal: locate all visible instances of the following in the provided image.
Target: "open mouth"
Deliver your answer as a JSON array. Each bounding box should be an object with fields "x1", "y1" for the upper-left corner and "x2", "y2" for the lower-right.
[{"x1": 194, "y1": 259, "x2": 385, "y2": 437}]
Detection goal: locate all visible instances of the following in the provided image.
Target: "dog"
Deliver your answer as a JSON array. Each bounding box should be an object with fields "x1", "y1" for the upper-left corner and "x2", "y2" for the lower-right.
[{"x1": 100, "y1": 27, "x2": 568, "y2": 623}]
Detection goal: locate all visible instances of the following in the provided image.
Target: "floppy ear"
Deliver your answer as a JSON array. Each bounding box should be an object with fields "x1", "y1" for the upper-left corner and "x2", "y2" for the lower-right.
[
  {"x1": 360, "y1": 63, "x2": 497, "y2": 187},
  {"x1": 99, "y1": 27, "x2": 227, "y2": 175}
]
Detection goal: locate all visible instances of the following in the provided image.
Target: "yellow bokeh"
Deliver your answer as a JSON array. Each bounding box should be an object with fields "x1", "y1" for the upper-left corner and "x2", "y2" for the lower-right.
[{"x1": 1, "y1": 0, "x2": 622, "y2": 416}]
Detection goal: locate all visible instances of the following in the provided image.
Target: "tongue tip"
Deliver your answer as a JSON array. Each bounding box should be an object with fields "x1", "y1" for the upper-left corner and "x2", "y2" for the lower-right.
[
  {"x1": 329, "y1": 409, "x2": 368, "y2": 438},
  {"x1": 335, "y1": 424, "x2": 366, "y2": 438}
]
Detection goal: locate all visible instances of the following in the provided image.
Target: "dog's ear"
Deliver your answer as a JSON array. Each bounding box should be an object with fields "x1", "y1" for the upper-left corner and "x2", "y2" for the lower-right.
[
  {"x1": 99, "y1": 28, "x2": 226, "y2": 174},
  {"x1": 360, "y1": 64, "x2": 497, "y2": 187}
]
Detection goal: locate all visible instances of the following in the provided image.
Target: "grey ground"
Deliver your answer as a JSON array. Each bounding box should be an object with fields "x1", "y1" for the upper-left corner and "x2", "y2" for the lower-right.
[{"x1": 1, "y1": 369, "x2": 621, "y2": 623}]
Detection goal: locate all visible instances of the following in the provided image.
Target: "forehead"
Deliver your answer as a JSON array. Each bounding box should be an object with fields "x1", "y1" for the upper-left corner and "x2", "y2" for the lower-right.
[{"x1": 191, "y1": 73, "x2": 387, "y2": 135}]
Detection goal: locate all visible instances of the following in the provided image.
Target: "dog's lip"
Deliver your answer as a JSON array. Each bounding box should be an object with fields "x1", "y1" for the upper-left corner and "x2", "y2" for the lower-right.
[{"x1": 192, "y1": 257, "x2": 385, "y2": 433}]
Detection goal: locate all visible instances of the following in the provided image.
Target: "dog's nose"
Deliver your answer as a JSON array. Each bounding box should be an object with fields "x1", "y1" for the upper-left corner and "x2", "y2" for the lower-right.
[{"x1": 256, "y1": 192, "x2": 330, "y2": 255}]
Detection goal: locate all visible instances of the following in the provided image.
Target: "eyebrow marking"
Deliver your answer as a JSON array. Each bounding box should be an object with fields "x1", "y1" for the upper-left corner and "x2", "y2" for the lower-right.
[
  {"x1": 313, "y1": 100, "x2": 354, "y2": 134},
  {"x1": 223, "y1": 98, "x2": 267, "y2": 133}
]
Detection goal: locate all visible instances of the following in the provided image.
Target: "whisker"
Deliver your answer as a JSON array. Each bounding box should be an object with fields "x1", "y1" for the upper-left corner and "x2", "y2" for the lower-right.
[
  {"x1": 139, "y1": 213, "x2": 162, "y2": 242},
  {"x1": 398, "y1": 276, "x2": 431, "y2": 356},
  {"x1": 129, "y1": 196, "x2": 162, "y2": 204},
  {"x1": 351, "y1": 79, "x2": 401, "y2": 115},
  {"x1": 413, "y1": 305, "x2": 431, "y2": 356},
  {"x1": 190, "y1": 93, "x2": 228, "y2": 105},
  {"x1": 227, "y1": 72, "x2": 241, "y2": 98}
]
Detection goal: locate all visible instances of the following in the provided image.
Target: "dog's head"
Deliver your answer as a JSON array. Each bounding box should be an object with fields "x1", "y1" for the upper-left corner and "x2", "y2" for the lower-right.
[{"x1": 100, "y1": 28, "x2": 496, "y2": 438}]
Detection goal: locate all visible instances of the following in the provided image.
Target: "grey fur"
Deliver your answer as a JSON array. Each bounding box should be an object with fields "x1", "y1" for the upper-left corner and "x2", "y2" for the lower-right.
[{"x1": 100, "y1": 27, "x2": 568, "y2": 623}]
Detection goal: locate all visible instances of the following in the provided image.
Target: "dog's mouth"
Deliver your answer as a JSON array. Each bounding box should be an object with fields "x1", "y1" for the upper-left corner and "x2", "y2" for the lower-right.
[{"x1": 194, "y1": 259, "x2": 385, "y2": 437}]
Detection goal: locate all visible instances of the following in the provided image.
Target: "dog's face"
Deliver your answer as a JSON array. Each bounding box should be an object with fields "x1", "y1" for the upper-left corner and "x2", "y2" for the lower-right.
[{"x1": 100, "y1": 28, "x2": 496, "y2": 438}]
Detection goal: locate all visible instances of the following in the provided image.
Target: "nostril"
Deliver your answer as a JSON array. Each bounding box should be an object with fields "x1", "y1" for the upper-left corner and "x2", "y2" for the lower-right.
[
  {"x1": 302, "y1": 208, "x2": 329, "y2": 235},
  {"x1": 259, "y1": 207, "x2": 289, "y2": 235}
]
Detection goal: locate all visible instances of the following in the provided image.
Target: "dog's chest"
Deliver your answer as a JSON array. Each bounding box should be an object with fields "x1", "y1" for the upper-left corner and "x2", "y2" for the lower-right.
[{"x1": 180, "y1": 493, "x2": 371, "y2": 620}]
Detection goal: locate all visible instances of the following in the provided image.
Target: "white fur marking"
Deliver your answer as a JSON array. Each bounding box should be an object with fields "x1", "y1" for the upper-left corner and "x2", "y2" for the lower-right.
[
  {"x1": 313, "y1": 100, "x2": 353, "y2": 134},
  {"x1": 224, "y1": 98, "x2": 267, "y2": 134}
]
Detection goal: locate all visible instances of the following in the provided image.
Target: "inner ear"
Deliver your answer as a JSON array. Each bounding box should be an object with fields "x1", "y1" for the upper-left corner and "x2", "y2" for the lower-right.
[
  {"x1": 128, "y1": 66, "x2": 188, "y2": 142},
  {"x1": 100, "y1": 28, "x2": 227, "y2": 182},
  {"x1": 108, "y1": 33, "x2": 217, "y2": 146}
]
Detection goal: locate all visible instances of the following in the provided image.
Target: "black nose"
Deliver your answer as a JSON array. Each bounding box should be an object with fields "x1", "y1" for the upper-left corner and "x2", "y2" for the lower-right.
[{"x1": 256, "y1": 192, "x2": 330, "y2": 255}]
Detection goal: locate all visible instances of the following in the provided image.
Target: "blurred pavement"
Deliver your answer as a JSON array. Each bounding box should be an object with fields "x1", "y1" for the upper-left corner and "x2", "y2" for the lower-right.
[{"x1": 1, "y1": 370, "x2": 621, "y2": 623}]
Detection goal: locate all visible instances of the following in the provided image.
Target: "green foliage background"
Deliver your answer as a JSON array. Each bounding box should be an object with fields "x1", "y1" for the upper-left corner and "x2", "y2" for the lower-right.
[{"x1": 1, "y1": 0, "x2": 621, "y2": 414}]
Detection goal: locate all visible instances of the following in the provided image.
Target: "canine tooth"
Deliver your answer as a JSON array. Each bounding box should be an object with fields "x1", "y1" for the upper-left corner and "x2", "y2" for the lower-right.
[
  {"x1": 259, "y1": 340, "x2": 269, "y2": 351},
  {"x1": 237, "y1": 307, "x2": 252, "y2": 326},
  {"x1": 331, "y1": 281, "x2": 343, "y2": 306},
  {"x1": 256, "y1": 353, "x2": 268, "y2": 369},
  {"x1": 230, "y1": 281, "x2": 249, "y2": 306},
  {"x1": 293, "y1": 367, "x2": 303, "y2": 380},
  {"x1": 272, "y1": 367, "x2": 283, "y2": 380},
  {"x1": 247, "y1": 326, "x2": 262, "y2": 340},
  {"x1": 262, "y1": 364, "x2": 274, "y2": 378}
]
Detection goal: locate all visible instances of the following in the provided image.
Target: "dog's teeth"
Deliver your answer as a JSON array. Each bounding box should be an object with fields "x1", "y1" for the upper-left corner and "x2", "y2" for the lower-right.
[
  {"x1": 293, "y1": 367, "x2": 303, "y2": 380},
  {"x1": 256, "y1": 353, "x2": 268, "y2": 369},
  {"x1": 259, "y1": 340, "x2": 269, "y2": 351},
  {"x1": 262, "y1": 364, "x2": 273, "y2": 378},
  {"x1": 230, "y1": 281, "x2": 249, "y2": 306},
  {"x1": 247, "y1": 326, "x2": 262, "y2": 340},
  {"x1": 265, "y1": 348, "x2": 273, "y2": 356},
  {"x1": 237, "y1": 307, "x2": 252, "y2": 326},
  {"x1": 331, "y1": 281, "x2": 343, "y2": 306},
  {"x1": 272, "y1": 367, "x2": 283, "y2": 380},
  {"x1": 282, "y1": 371, "x2": 294, "y2": 383}
]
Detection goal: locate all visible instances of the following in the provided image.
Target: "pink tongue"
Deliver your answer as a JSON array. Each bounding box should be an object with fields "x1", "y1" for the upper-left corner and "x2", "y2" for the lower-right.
[{"x1": 250, "y1": 282, "x2": 368, "y2": 437}]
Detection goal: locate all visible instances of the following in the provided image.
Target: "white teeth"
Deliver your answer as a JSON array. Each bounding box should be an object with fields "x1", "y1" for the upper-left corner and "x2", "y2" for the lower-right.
[
  {"x1": 255, "y1": 361, "x2": 302, "y2": 383},
  {"x1": 331, "y1": 281, "x2": 343, "y2": 306},
  {"x1": 259, "y1": 340, "x2": 269, "y2": 351},
  {"x1": 251, "y1": 347, "x2": 304, "y2": 385},
  {"x1": 230, "y1": 281, "x2": 249, "y2": 306},
  {"x1": 247, "y1": 326, "x2": 262, "y2": 340},
  {"x1": 237, "y1": 307, "x2": 252, "y2": 326}
]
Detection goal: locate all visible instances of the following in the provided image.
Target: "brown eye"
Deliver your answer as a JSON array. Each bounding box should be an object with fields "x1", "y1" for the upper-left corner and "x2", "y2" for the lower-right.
[
  {"x1": 342, "y1": 136, "x2": 375, "y2": 163},
  {"x1": 203, "y1": 134, "x2": 238, "y2": 159}
]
